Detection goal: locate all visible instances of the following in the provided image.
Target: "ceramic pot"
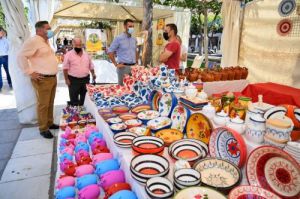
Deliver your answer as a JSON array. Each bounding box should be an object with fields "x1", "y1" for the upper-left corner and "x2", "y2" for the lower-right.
[
  {"x1": 132, "y1": 136, "x2": 165, "y2": 156},
  {"x1": 104, "y1": 183, "x2": 131, "y2": 199},
  {"x1": 95, "y1": 159, "x2": 120, "y2": 176},
  {"x1": 198, "y1": 90, "x2": 208, "y2": 101},
  {"x1": 228, "y1": 69, "x2": 235, "y2": 80},
  {"x1": 213, "y1": 71, "x2": 222, "y2": 81},
  {"x1": 213, "y1": 110, "x2": 230, "y2": 126},
  {"x1": 56, "y1": 176, "x2": 75, "y2": 189},
  {"x1": 241, "y1": 67, "x2": 248, "y2": 79},
  {"x1": 100, "y1": 170, "x2": 125, "y2": 190},
  {"x1": 78, "y1": 184, "x2": 100, "y2": 199},
  {"x1": 109, "y1": 190, "x2": 138, "y2": 199},
  {"x1": 206, "y1": 72, "x2": 214, "y2": 82},
  {"x1": 245, "y1": 114, "x2": 266, "y2": 143},
  {"x1": 187, "y1": 72, "x2": 199, "y2": 82},
  {"x1": 202, "y1": 103, "x2": 216, "y2": 120},
  {"x1": 56, "y1": 186, "x2": 76, "y2": 199},
  {"x1": 174, "y1": 160, "x2": 191, "y2": 171},
  {"x1": 221, "y1": 69, "x2": 229, "y2": 81},
  {"x1": 76, "y1": 174, "x2": 98, "y2": 190},
  {"x1": 238, "y1": 96, "x2": 252, "y2": 108},
  {"x1": 185, "y1": 84, "x2": 198, "y2": 99},
  {"x1": 245, "y1": 108, "x2": 264, "y2": 127},
  {"x1": 146, "y1": 177, "x2": 174, "y2": 199},
  {"x1": 234, "y1": 67, "x2": 242, "y2": 80},
  {"x1": 226, "y1": 116, "x2": 246, "y2": 134},
  {"x1": 174, "y1": 168, "x2": 201, "y2": 190}
]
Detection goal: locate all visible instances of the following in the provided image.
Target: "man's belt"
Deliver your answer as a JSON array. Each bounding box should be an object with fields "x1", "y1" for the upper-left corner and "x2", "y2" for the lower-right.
[
  {"x1": 42, "y1": 74, "x2": 56, "y2": 77},
  {"x1": 120, "y1": 63, "x2": 136, "y2": 66}
]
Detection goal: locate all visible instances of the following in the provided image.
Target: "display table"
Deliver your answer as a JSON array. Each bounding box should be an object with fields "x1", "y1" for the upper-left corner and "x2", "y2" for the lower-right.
[
  {"x1": 203, "y1": 80, "x2": 249, "y2": 96},
  {"x1": 242, "y1": 82, "x2": 300, "y2": 107},
  {"x1": 92, "y1": 60, "x2": 118, "y2": 84}
]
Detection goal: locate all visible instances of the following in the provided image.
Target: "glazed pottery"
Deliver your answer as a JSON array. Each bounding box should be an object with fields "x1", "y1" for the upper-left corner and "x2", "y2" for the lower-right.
[
  {"x1": 202, "y1": 103, "x2": 216, "y2": 120},
  {"x1": 104, "y1": 183, "x2": 131, "y2": 199},
  {"x1": 132, "y1": 136, "x2": 165, "y2": 156},
  {"x1": 113, "y1": 132, "x2": 137, "y2": 148},
  {"x1": 131, "y1": 104, "x2": 151, "y2": 114},
  {"x1": 213, "y1": 110, "x2": 230, "y2": 126},
  {"x1": 147, "y1": 117, "x2": 172, "y2": 133},
  {"x1": 78, "y1": 184, "x2": 100, "y2": 199},
  {"x1": 185, "y1": 84, "x2": 198, "y2": 99},
  {"x1": 226, "y1": 116, "x2": 246, "y2": 135},
  {"x1": 238, "y1": 96, "x2": 252, "y2": 108},
  {"x1": 145, "y1": 177, "x2": 174, "y2": 199},
  {"x1": 245, "y1": 107, "x2": 264, "y2": 127},
  {"x1": 112, "y1": 105, "x2": 129, "y2": 114},
  {"x1": 155, "y1": 129, "x2": 184, "y2": 147},
  {"x1": 110, "y1": 123, "x2": 127, "y2": 134},
  {"x1": 186, "y1": 113, "x2": 212, "y2": 144},
  {"x1": 174, "y1": 168, "x2": 201, "y2": 190},
  {"x1": 245, "y1": 114, "x2": 266, "y2": 144},
  {"x1": 158, "y1": 93, "x2": 178, "y2": 117},
  {"x1": 174, "y1": 160, "x2": 191, "y2": 171},
  {"x1": 130, "y1": 154, "x2": 169, "y2": 184},
  {"x1": 170, "y1": 105, "x2": 191, "y2": 133},
  {"x1": 137, "y1": 110, "x2": 160, "y2": 125},
  {"x1": 180, "y1": 96, "x2": 208, "y2": 110},
  {"x1": 99, "y1": 170, "x2": 125, "y2": 190},
  {"x1": 76, "y1": 174, "x2": 98, "y2": 190},
  {"x1": 56, "y1": 176, "x2": 75, "y2": 189},
  {"x1": 119, "y1": 113, "x2": 137, "y2": 121},
  {"x1": 198, "y1": 90, "x2": 208, "y2": 101},
  {"x1": 55, "y1": 186, "x2": 76, "y2": 199},
  {"x1": 128, "y1": 126, "x2": 151, "y2": 136},
  {"x1": 173, "y1": 186, "x2": 226, "y2": 199},
  {"x1": 169, "y1": 139, "x2": 208, "y2": 164},
  {"x1": 246, "y1": 146, "x2": 300, "y2": 198},
  {"x1": 75, "y1": 165, "x2": 94, "y2": 177},
  {"x1": 75, "y1": 142, "x2": 89, "y2": 153},
  {"x1": 106, "y1": 117, "x2": 122, "y2": 125},
  {"x1": 95, "y1": 159, "x2": 120, "y2": 176},
  {"x1": 228, "y1": 185, "x2": 282, "y2": 199},
  {"x1": 193, "y1": 157, "x2": 242, "y2": 192},
  {"x1": 149, "y1": 90, "x2": 163, "y2": 111},
  {"x1": 209, "y1": 127, "x2": 247, "y2": 168},
  {"x1": 109, "y1": 190, "x2": 138, "y2": 199},
  {"x1": 92, "y1": 153, "x2": 113, "y2": 165},
  {"x1": 124, "y1": 119, "x2": 142, "y2": 128},
  {"x1": 264, "y1": 106, "x2": 287, "y2": 120}
]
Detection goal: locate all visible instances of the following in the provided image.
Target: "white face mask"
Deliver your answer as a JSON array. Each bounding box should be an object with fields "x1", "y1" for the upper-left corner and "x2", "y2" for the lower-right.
[{"x1": 128, "y1": 27, "x2": 134, "y2": 35}]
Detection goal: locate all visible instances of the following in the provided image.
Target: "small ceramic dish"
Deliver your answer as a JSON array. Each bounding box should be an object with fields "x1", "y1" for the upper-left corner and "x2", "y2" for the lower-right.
[
  {"x1": 112, "y1": 105, "x2": 130, "y2": 114},
  {"x1": 155, "y1": 129, "x2": 184, "y2": 147},
  {"x1": 131, "y1": 104, "x2": 151, "y2": 114},
  {"x1": 124, "y1": 119, "x2": 142, "y2": 129},
  {"x1": 174, "y1": 168, "x2": 201, "y2": 190},
  {"x1": 119, "y1": 113, "x2": 137, "y2": 121},
  {"x1": 107, "y1": 117, "x2": 123, "y2": 125},
  {"x1": 169, "y1": 139, "x2": 208, "y2": 164},
  {"x1": 110, "y1": 123, "x2": 127, "y2": 134},
  {"x1": 113, "y1": 132, "x2": 137, "y2": 148},
  {"x1": 128, "y1": 126, "x2": 151, "y2": 136},
  {"x1": 228, "y1": 185, "x2": 282, "y2": 199},
  {"x1": 98, "y1": 108, "x2": 112, "y2": 115},
  {"x1": 132, "y1": 136, "x2": 165, "y2": 156},
  {"x1": 102, "y1": 113, "x2": 118, "y2": 120},
  {"x1": 147, "y1": 117, "x2": 172, "y2": 133},
  {"x1": 87, "y1": 119, "x2": 96, "y2": 125},
  {"x1": 130, "y1": 154, "x2": 170, "y2": 184},
  {"x1": 145, "y1": 177, "x2": 174, "y2": 199},
  {"x1": 193, "y1": 157, "x2": 242, "y2": 192},
  {"x1": 137, "y1": 110, "x2": 160, "y2": 125}
]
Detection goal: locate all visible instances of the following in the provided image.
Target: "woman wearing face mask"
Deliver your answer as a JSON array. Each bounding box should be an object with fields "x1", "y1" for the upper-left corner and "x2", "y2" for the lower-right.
[{"x1": 159, "y1": 23, "x2": 181, "y2": 74}]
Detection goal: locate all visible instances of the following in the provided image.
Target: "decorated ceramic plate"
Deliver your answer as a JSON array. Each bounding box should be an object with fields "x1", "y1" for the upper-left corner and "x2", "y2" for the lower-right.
[
  {"x1": 158, "y1": 93, "x2": 178, "y2": 117},
  {"x1": 193, "y1": 157, "x2": 242, "y2": 191},
  {"x1": 137, "y1": 110, "x2": 160, "y2": 121},
  {"x1": 128, "y1": 126, "x2": 151, "y2": 136},
  {"x1": 149, "y1": 90, "x2": 162, "y2": 111},
  {"x1": 131, "y1": 104, "x2": 151, "y2": 114},
  {"x1": 228, "y1": 185, "x2": 282, "y2": 199},
  {"x1": 173, "y1": 186, "x2": 226, "y2": 199},
  {"x1": 110, "y1": 123, "x2": 127, "y2": 134},
  {"x1": 171, "y1": 104, "x2": 191, "y2": 133},
  {"x1": 147, "y1": 117, "x2": 172, "y2": 132},
  {"x1": 209, "y1": 127, "x2": 247, "y2": 168},
  {"x1": 264, "y1": 106, "x2": 287, "y2": 120},
  {"x1": 106, "y1": 117, "x2": 122, "y2": 124},
  {"x1": 112, "y1": 105, "x2": 129, "y2": 114},
  {"x1": 186, "y1": 113, "x2": 213, "y2": 144},
  {"x1": 124, "y1": 119, "x2": 142, "y2": 128},
  {"x1": 119, "y1": 113, "x2": 137, "y2": 121},
  {"x1": 155, "y1": 129, "x2": 184, "y2": 146},
  {"x1": 246, "y1": 146, "x2": 300, "y2": 198}
]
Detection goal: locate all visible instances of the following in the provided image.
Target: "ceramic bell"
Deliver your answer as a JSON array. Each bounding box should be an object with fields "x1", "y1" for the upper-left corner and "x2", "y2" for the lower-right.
[
  {"x1": 202, "y1": 102, "x2": 216, "y2": 119},
  {"x1": 226, "y1": 116, "x2": 246, "y2": 134},
  {"x1": 198, "y1": 90, "x2": 208, "y2": 101},
  {"x1": 245, "y1": 113, "x2": 266, "y2": 144},
  {"x1": 213, "y1": 110, "x2": 230, "y2": 126}
]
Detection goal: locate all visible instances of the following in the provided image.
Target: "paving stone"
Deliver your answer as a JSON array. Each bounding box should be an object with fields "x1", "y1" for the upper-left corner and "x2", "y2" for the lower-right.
[
  {"x1": 0, "y1": 175, "x2": 50, "y2": 199},
  {"x1": 0, "y1": 120, "x2": 21, "y2": 130},
  {"x1": 0, "y1": 143, "x2": 15, "y2": 160},
  {"x1": 0, "y1": 160, "x2": 7, "y2": 178},
  {"x1": 0, "y1": 129, "x2": 20, "y2": 144},
  {"x1": 0, "y1": 153, "x2": 52, "y2": 183},
  {"x1": 17, "y1": 127, "x2": 41, "y2": 141}
]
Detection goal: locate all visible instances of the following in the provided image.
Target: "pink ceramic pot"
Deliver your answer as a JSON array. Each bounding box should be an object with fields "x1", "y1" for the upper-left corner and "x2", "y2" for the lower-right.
[
  {"x1": 62, "y1": 146, "x2": 74, "y2": 156},
  {"x1": 75, "y1": 165, "x2": 94, "y2": 177},
  {"x1": 60, "y1": 159, "x2": 76, "y2": 176},
  {"x1": 75, "y1": 150, "x2": 90, "y2": 162},
  {"x1": 85, "y1": 127, "x2": 99, "y2": 139},
  {"x1": 100, "y1": 170, "x2": 125, "y2": 190},
  {"x1": 56, "y1": 176, "x2": 75, "y2": 189},
  {"x1": 92, "y1": 153, "x2": 113, "y2": 165},
  {"x1": 91, "y1": 139, "x2": 107, "y2": 151},
  {"x1": 75, "y1": 134, "x2": 87, "y2": 146},
  {"x1": 78, "y1": 184, "x2": 100, "y2": 199}
]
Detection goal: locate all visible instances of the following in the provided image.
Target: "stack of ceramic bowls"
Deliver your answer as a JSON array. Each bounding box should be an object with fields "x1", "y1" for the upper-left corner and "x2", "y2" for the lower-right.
[
  {"x1": 145, "y1": 177, "x2": 174, "y2": 199},
  {"x1": 283, "y1": 142, "x2": 300, "y2": 163},
  {"x1": 132, "y1": 136, "x2": 165, "y2": 156},
  {"x1": 130, "y1": 154, "x2": 170, "y2": 184},
  {"x1": 174, "y1": 168, "x2": 201, "y2": 191},
  {"x1": 113, "y1": 132, "x2": 137, "y2": 148}
]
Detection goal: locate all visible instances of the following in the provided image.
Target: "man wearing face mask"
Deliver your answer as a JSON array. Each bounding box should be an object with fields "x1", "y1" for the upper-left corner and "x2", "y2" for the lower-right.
[
  {"x1": 108, "y1": 19, "x2": 138, "y2": 85},
  {"x1": 18, "y1": 21, "x2": 59, "y2": 139},
  {"x1": 159, "y1": 24, "x2": 181, "y2": 73},
  {"x1": 63, "y1": 37, "x2": 96, "y2": 106}
]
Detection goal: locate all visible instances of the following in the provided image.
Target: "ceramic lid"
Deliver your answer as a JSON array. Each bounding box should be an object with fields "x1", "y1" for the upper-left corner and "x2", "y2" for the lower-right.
[
  {"x1": 250, "y1": 113, "x2": 265, "y2": 123},
  {"x1": 267, "y1": 117, "x2": 291, "y2": 128},
  {"x1": 217, "y1": 110, "x2": 228, "y2": 117},
  {"x1": 230, "y1": 116, "x2": 244, "y2": 124}
]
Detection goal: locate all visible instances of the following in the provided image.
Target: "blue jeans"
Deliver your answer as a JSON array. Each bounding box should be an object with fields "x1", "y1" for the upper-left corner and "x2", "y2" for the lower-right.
[{"x1": 0, "y1": 55, "x2": 12, "y2": 89}]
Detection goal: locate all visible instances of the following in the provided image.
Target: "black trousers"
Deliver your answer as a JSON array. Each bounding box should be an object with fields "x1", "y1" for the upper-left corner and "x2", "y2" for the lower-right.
[{"x1": 68, "y1": 75, "x2": 90, "y2": 106}]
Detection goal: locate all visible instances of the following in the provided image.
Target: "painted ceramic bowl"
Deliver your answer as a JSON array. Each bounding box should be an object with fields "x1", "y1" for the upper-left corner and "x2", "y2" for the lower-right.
[
  {"x1": 173, "y1": 187, "x2": 226, "y2": 199},
  {"x1": 110, "y1": 123, "x2": 127, "y2": 134},
  {"x1": 169, "y1": 139, "x2": 208, "y2": 164},
  {"x1": 119, "y1": 113, "x2": 137, "y2": 121},
  {"x1": 209, "y1": 127, "x2": 247, "y2": 168},
  {"x1": 149, "y1": 90, "x2": 163, "y2": 111},
  {"x1": 124, "y1": 119, "x2": 142, "y2": 129},
  {"x1": 193, "y1": 157, "x2": 242, "y2": 192},
  {"x1": 137, "y1": 110, "x2": 160, "y2": 125},
  {"x1": 132, "y1": 136, "x2": 165, "y2": 156},
  {"x1": 131, "y1": 104, "x2": 151, "y2": 114},
  {"x1": 87, "y1": 119, "x2": 96, "y2": 125},
  {"x1": 98, "y1": 108, "x2": 111, "y2": 115},
  {"x1": 158, "y1": 93, "x2": 178, "y2": 117},
  {"x1": 112, "y1": 105, "x2": 130, "y2": 114},
  {"x1": 128, "y1": 127, "x2": 151, "y2": 136},
  {"x1": 155, "y1": 129, "x2": 184, "y2": 147},
  {"x1": 145, "y1": 177, "x2": 174, "y2": 199},
  {"x1": 147, "y1": 117, "x2": 172, "y2": 133},
  {"x1": 265, "y1": 116, "x2": 293, "y2": 145},
  {"x1": 130, "y1": 154, "x2": 170, "y2": 184},
  {"x1": 174, "y1": 168, "x2": 201, "y2": 190},
  {"x1": 228, "y1": 185, "x2": 282, "y2": 199},
  {"x1": 113, "y1": 132, "x2": 137, "y2": 148},
  {"x1": 102, "y1": 113, "x2": 118, "y2": 120},
  {"x1": 106, "y1": 117, "x2": 123, "y2": 125}
]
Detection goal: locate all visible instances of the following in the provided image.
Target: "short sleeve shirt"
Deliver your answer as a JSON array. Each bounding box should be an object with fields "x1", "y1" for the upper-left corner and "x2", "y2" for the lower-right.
[{"x1": 164, "y1": 40, "x2": 181, "y2": 70}]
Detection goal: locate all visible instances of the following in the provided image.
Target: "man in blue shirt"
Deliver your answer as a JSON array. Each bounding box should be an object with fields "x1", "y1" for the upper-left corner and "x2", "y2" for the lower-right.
[
  {"x1": 108, "y1": 19, "x2": 138, "y2": 85},
  {"x1": 0, "y1": 28, "x2": 12, "y2": 91}
]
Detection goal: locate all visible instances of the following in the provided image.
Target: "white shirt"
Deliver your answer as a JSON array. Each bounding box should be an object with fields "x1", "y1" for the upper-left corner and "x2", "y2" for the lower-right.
[
  {"x1": 180, "y1": 45, "x2": 188, "y2": 69},
  {"x1": 0, "y1": 37, "x2": 9, "y2": 56}
]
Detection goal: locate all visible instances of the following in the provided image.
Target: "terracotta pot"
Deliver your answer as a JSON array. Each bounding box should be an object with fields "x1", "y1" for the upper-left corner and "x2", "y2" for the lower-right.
[
  {"x1": 188, "y1": 72, "x2": 199, "y2": 82},
  {"x1": 241, "y1": 67, "x2": 248, "y2": 79},
  {"x1": 206, "y1": 72, "x2": 214, "y2": 82},
  {"x1": 221, "y1": 69, "x2": 228, "y2": 81},
  {"x1": 213, "y1": 71, "x2": 222, "y2": 81},
  {"x1": 227, "y1": 68, "x2": 235, "y2": 80}
]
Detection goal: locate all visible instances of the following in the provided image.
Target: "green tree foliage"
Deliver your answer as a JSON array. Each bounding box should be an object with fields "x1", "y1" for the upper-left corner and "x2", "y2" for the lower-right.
[{"x1": 0, "y1": 4, "x2": 6, "y2": 30}]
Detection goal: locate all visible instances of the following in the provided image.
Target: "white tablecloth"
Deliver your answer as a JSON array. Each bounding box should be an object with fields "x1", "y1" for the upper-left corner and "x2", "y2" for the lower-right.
[
  {"x1": 92, "y1": 60, "x2": 118, "y2": 84},
  {"x1": 203, "y1": 80, "x2": 249, "y2": 96}
]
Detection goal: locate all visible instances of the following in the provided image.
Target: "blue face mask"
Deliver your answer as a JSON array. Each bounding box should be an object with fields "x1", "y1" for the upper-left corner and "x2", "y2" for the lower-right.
[
  {"x1": 47, "y1": 30, "x2": 54, "y2": 39},
  {"x1": 128, "y1": 28, "x2": 134, "y2": 35}
]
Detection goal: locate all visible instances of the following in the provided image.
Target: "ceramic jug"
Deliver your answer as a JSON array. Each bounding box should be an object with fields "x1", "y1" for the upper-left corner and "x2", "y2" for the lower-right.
[
  {"x1": 213, "y1": 110, "x2": 230, "y2": 126},
  {"x1": 245, "y1": 114, "x2": 266, "y2": 143},
  {"x1": 226, "y1": 116, "x2": 246, "y2": 134},
  {"x1": 202, "y1": 103, "x2": 216, "y2": 120}
]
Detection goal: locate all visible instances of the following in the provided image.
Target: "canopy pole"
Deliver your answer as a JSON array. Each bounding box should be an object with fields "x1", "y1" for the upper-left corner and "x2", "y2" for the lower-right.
[{"x1": 204, "y1": 8, "x2": 209, "y2": 68}]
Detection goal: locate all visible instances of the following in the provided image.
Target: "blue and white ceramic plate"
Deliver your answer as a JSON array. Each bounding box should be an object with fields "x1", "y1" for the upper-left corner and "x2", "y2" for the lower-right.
[
  {"x1": 171, "y1": 105, "x2": 191, "y2": 133},
  {"x1": 147, "y1": 117, "x2": 172, "y2": 133},
  {"x1": 159, "y1": 93, "x2": 178, "y2": 117}
]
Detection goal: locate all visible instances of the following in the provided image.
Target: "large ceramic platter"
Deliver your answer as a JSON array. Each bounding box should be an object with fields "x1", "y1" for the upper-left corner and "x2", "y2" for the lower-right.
[
  {"x1": 228, "y1": 185, "x2": 282, "y2": 199},
  {"x1": 171, "y1": 105, "x2": 191, "y2": 133},
  {"x1": 193, "y1": 158, "x2": 242, "y2": 191},
  {"x1": 149, "y1": 90, "x2": 162, "y2": 111},
  {"x1": 155, "y1": 129, "x2": 184, "y2": 147},
  {"x1": 186, "y1": 113, "x2": 213, "y2": 144},
  {"x1": 158, "y1": 93, "x2": 178, "y2": 117},
  {"x1": 147, "y1": 117, "x2": 172, "y2": 132},
  {"x1": 209, "y1": 127, "x2": 247, "y2": 168},
  {"x1": 174, "y1": 186, "x2": 226, "y2": 199},
  {"x1": 264, "y1": 106, "x2": 287, "y2": 120},
  {"x1": 246, "y1": 146, "x2": 300, "y2": 198},
  {"x1": 137, "y1": 110, "x2": 160, "y2": 121}
]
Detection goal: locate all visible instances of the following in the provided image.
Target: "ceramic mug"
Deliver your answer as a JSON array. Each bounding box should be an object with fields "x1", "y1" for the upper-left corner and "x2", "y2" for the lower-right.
[
  {"x1": 76, "y1": 174, "x2": 98, "y2": 190},
  {"x1": 56, "y1": 176, "x2": 75, "y2": 189},
  {"x1": 75, "y1": 142, "x2": 89, "y2": 153},
  {"x1": 75, "y1": 165, "x2": 94, "y2": 177},
  {"x1": 92, "y1": 153, "x2": 113, "y2": 165},
  {"x1": 245, "y1": 117, "x2": 266, "y2": 144},
  {"x1": 55, "y1": 186, "x2": 76, "y2": 199},
  {"x1": 95, "y1": 159, "x2": 120, "y2": 176},
  {"x1": 109, "y1": 190, "x2": 138, "y2": 199},
  {"x1": 78, "y1": 184, "x2": 100, "y2": 199},
  {"x1": 100, "y1": 170, "x2": 125, "y2": 190}
]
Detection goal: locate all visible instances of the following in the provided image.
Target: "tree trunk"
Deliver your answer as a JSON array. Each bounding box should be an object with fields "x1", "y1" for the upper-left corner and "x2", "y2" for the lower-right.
[
  {"x1": 204, "y1": 9, "x2": 209, "y2": 68},
  {"x1": 142, "y1": 0, "x2": 153, "y2": 67}
]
